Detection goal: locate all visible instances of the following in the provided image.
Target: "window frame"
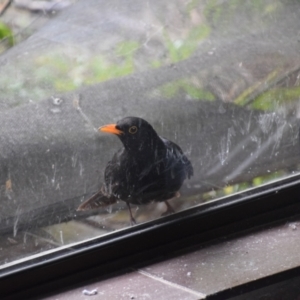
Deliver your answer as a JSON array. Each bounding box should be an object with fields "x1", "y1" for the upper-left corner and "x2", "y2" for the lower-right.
[{"x1": 1, "y1": 173, "x2": 300, "y2": 299}]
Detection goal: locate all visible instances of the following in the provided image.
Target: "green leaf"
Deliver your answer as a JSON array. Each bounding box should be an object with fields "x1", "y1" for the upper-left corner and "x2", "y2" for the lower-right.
[{"x1": 0, "y1": 22, "x2": 14, "y2": 46}]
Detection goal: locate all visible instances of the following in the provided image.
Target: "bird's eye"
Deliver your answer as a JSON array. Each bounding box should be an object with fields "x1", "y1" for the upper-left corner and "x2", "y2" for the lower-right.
[{"x1": 129, "y1": 126, "x2": 138, "y2": 134}]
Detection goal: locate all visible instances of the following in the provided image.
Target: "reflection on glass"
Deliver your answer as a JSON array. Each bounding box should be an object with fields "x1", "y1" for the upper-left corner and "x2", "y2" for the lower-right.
[{"x1": 0, "y1": 0, "x2": 299, "y2": 268}]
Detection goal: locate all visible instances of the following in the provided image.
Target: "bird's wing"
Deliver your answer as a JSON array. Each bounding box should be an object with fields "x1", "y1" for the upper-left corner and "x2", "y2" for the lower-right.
[
  {"x1": 161, "y1": 137, "x2": 194, "y2": 179},
  {"x1": 103, "y1": 148, "x2": 128, "y2": 197},
  {"x1": 77, "y1": 150, "x2": 125, "y2": 211}
]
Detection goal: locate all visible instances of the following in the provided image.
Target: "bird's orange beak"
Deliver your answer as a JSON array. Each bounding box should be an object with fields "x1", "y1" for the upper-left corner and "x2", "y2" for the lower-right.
[{"x1": 99, "y1": 124, "x2": 123, "y2": 135}]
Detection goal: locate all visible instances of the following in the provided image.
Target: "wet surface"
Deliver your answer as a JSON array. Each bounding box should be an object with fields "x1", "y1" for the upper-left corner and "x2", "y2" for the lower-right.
[
  {"x1": 43, "y1": 269, "x2": 202, "y2": 300},
  {"x1": 42, "y1": 216, "x2": 300, "y2": 299},
  {"x1": 144, "y1": 221, "x2": 300, "y2": 294}
]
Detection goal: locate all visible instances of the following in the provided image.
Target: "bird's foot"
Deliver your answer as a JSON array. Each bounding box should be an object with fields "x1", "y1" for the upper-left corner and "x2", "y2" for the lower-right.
[
  {"x1": 130, "y1": 216, "x2": 137, "y2": 226},
  {"x1": 161, "y1": 200, "x2": 175, "y2": 216},
  {"x1": 126, "y1": 202, "x2": 137, "y2": 226}
]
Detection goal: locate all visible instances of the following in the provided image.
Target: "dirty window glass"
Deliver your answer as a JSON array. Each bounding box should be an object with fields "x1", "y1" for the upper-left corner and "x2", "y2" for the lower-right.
[{"x1": 0, "y1": 0, "x2": 299, "y2": 268}]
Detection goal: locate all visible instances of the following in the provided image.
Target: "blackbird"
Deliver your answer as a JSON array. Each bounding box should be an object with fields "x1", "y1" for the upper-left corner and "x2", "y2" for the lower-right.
[{"x1": 77, "y1": 117, "x2": 193, "y2": 224}]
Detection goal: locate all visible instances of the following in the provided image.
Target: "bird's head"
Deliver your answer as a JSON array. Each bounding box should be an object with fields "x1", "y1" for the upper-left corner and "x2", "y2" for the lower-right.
[{"x1": 99, "y1": 117, "x2": 162, "y2": 152}]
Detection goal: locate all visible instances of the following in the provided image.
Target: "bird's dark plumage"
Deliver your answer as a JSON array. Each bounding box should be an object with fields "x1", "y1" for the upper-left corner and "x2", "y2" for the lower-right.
[{"x1": 77, "y1": 117, "x2": 193, "y2": 224}]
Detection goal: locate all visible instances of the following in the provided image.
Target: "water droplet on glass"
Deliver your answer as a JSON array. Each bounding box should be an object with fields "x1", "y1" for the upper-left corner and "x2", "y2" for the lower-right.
[
  {"x1": 50, "y1": 108, "x2": 61, "y2": 114},
  {"x1": 106, "y1": 205, "x2": 113, "y2": 214},
  {"x1": 218, "y1": 104, "x2": 226, "y2": 114},
  {"x1": 52, "y1": 96, "x2": 63, "y2": 105},
  {"x1": 60, "y1": 230, "x2": 64, "y2": 245}
]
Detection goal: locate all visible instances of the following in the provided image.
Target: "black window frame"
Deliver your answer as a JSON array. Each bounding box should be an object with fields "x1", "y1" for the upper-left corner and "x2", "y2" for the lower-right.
[{"x1": 1, "y1": 173, "x2": 300, "y2": 299}]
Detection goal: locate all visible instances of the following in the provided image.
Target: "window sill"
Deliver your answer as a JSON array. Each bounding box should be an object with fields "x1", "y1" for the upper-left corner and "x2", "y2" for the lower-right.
[{"x1": 42, "y1": 213, "x2": 300, "y2": 300}]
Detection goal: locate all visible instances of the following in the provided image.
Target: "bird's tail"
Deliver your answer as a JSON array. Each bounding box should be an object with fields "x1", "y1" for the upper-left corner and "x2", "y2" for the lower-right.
[{"x1": 77, "y1": 190, "x2": 116, "y2": 211}]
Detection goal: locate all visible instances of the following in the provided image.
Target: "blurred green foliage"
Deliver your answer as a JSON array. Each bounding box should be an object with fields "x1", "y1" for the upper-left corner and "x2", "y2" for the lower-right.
[
  {"x1": 233, "y1": 66, "x2": 300, "y2": 112},
  {"x1": 202, "y1": 170, "x2": 286, "y2": 202},
  {"x1": 0, "y1": 21, "x2": 14, "y2": 48},
  {"x1": 33, "y1": 40, "x2": 140, "y2": 94},
  {"x1": 0, "y1": 0, "x2": 287, "y2": 107},
  {"x1": 156, "y1": 79, "x2": 215, "y2": 100},
  {"x1": 0, "y1": 16, "x2": 212, "y2": 104},
  {"x1": 163, "y1": 24, "x2": 210, "y2": 62},
  {"x1": 204, "y1": 0, "x2": 280, "y2": 30},
  {"x1": 251, "y1": 87, "x2": 300, "y2": 110}
]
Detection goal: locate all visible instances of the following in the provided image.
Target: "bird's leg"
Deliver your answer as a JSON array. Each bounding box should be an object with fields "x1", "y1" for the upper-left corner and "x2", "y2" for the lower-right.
[
  {"x1": 162, "y1": 200, "x2": 175, "y2": 216},
  {"x1": 126, "y1": 202, "x2": 136, "y2": 225},
  {"x1": 162, "y1": 192, "x2": 180, "y2": 216}
]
